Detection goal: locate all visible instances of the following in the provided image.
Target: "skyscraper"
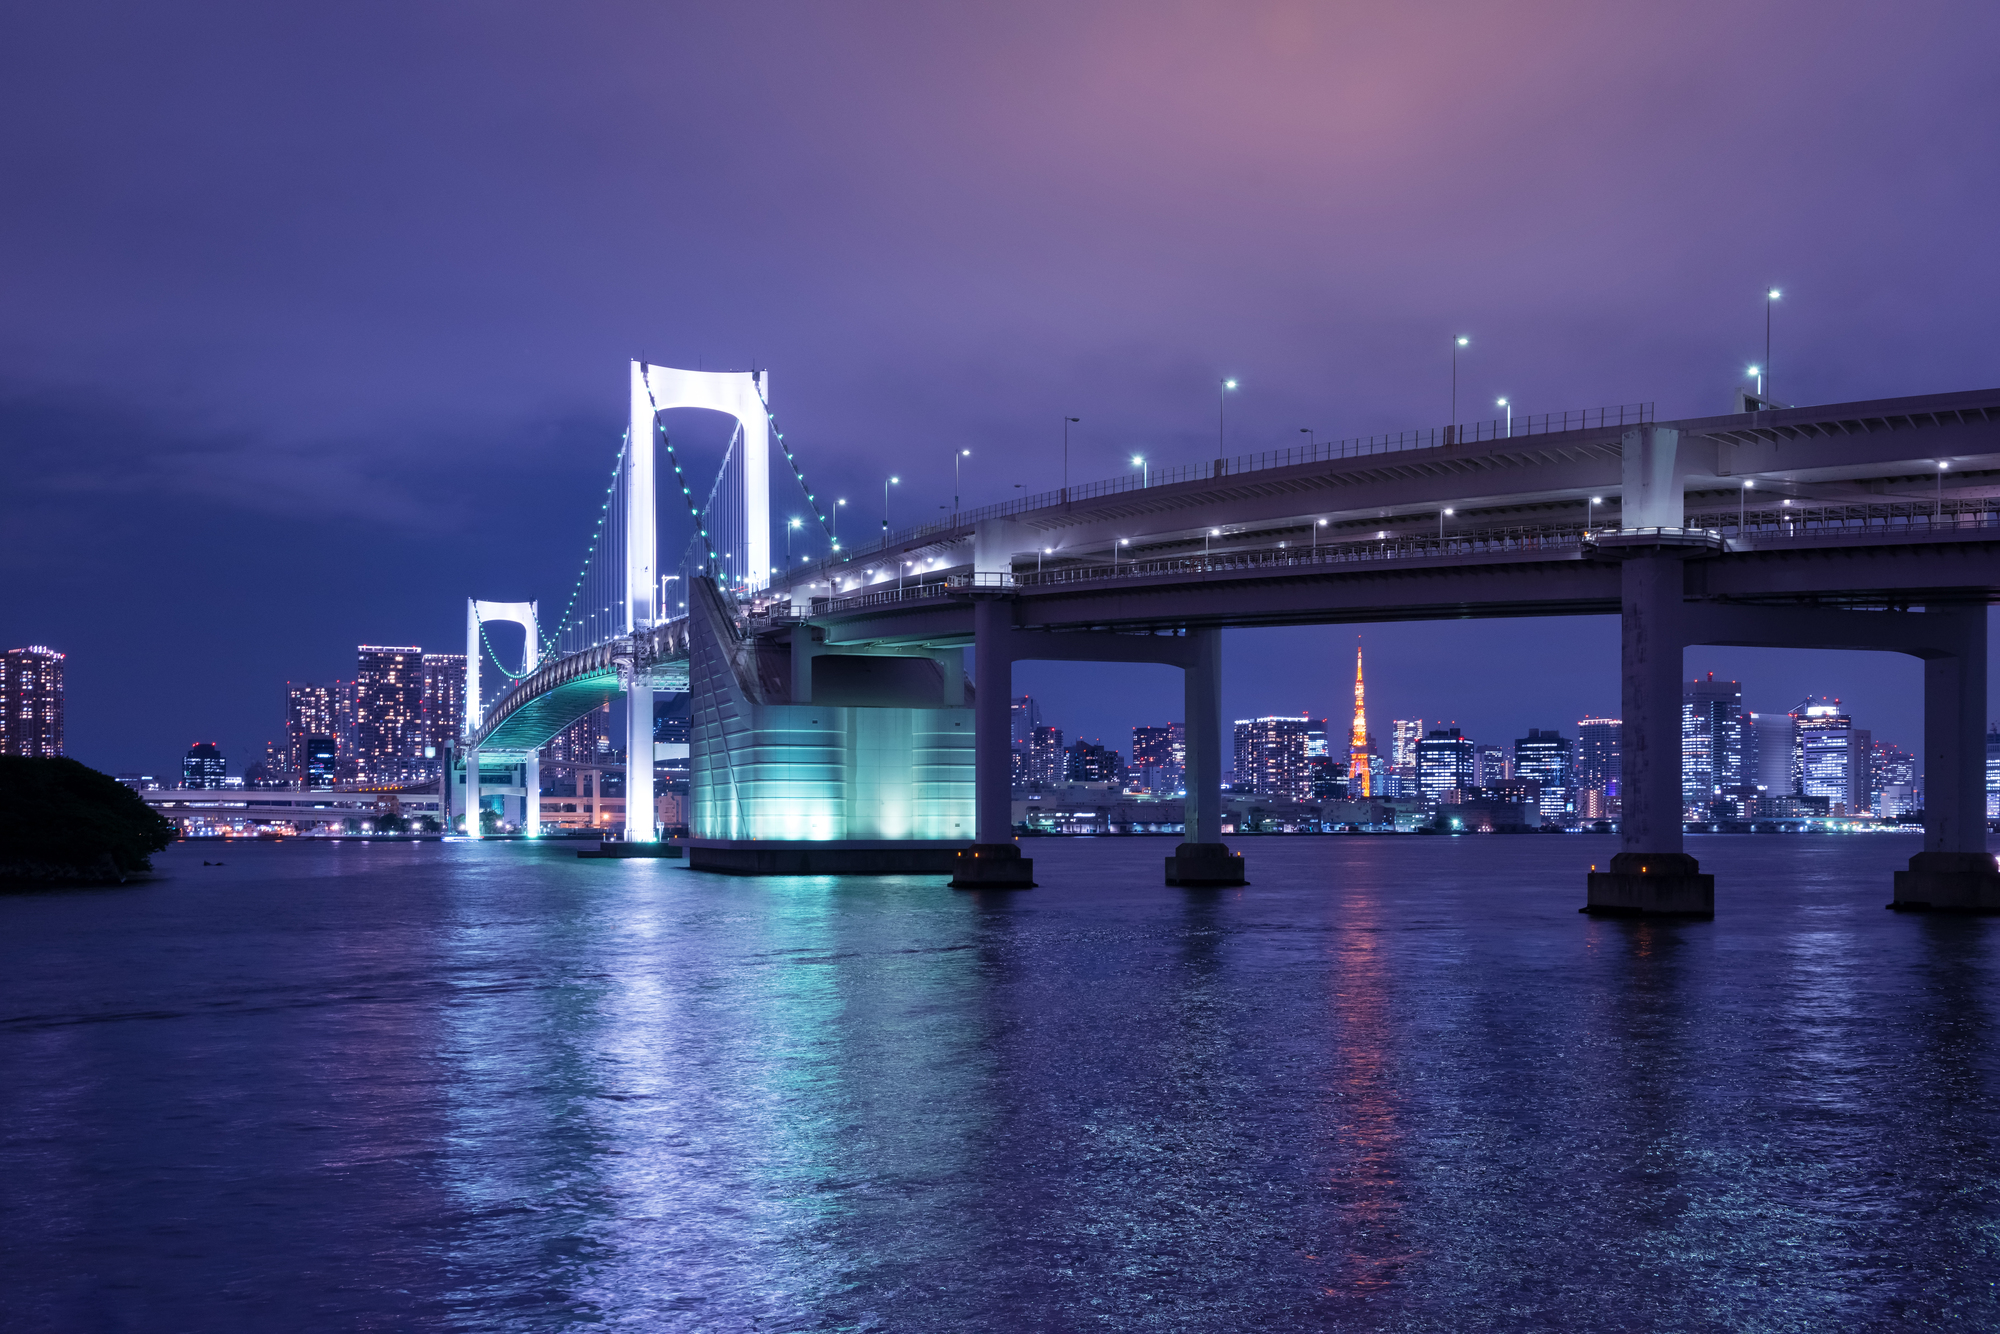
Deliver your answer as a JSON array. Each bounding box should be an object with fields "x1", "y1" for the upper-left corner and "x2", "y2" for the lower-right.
[
  {"x1": 421, "y1": 653, "x2": 467, "y2": 767},
  {"x1": 544, "y1": 703, "x2": 613, "y2": 765},
  {"x1": 1682, "y1": 675, "x2": 1744, "y2": 814},
  {"x1": 1027, "y1": 725, "x2": 1065, "y2": 790},
  {"x1": 1, "y1": 646, "x2": 64, "y2": 757},
  {"x1": 354, "y1": 646, "x2": 425, "y2": 785},
  {"x1": 1793, "y1": 700, "x2": 1857, "y2": 812},
  {"x1": 286, "y1": 682, "x2": 337, "y2": 784},
  {"x1": 1474, "y1": 743, "x2": 1507, "y2": 788},
  {"x1": 1513, "y1": 729, "x2": 1572, "y2": 822},
  {"x1": 1390, "y1": 719, "x2": 1424, "y2": 795},
  {"x1": 1574, "y1": 717, "x2": 1622, "y2": 812},
  {"x1": 305, "y1": 737, "x2": 337, "y2": 790},
  {"x1": 1012, "y1": 696, "x2": 1042, "y2": 788},
  {"x1": 1347, "y1": 646, "x2": 1377, "y2": 797},
  {"x1": 1416, "y1": 728, "x2": 1476, "y2": 808},
  {"x1": 1233, "y1": 715, "x2": 1317, "y2": 798},
  {"x1": 1066, "y1": 739, "x2": 1120, "y2": 783},
  {"x1": 183, "y1": 742, "x2": 226, "y2": 789}
]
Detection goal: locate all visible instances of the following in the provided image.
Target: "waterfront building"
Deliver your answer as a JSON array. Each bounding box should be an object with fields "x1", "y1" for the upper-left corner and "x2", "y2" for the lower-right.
[
  {"x1": 183, "y1": 742, "x2": 226, "y2": 789},
  {"x1": 421, "y1": 653, "x2": 466, "y2": 768},
  {"x1": 1066, "y1": 739, "x2": 1120, "y2": 784},
  {"x1": 1793, "y1": 700, "x2": 1861, "y2": 814},
  {"x1": 1682, "y1": 675, "x2": 1744, "y2": 815},
  {"x1": 1574, "y1": 717, "x2": 1621, "y2": 813},
  {"x1": 1010, "y1": 696, "x2": 1041, "y2": 787},
  {"x1": 354, "y1": 646, "x2": 425, "y2": 785},
  {"x1": 1473, "y1": 743, "x2": 1506, "y2": 787},
  {"x1": 1747, "y1": 711, "x2": 1795, "y2": 794},
  {"x1": 305, "y1": 736, "x2": 337, "y2": 790},
  {"x1": 1416, "y1": 728, "x2": 1476, "y2": 809},
  {"x1": 285, "y1": 682, "x2": 338, "y2": 784},
  {"x1": 1131, "y1": 722, "x2": 1185, "y2": 794},
  {"x1": 1, "y1": 646, "x2": 65, "y2": 757},
  {"x1": 1346, "y1": 646, "x2": 1378, "y2": 797},
  {"x1": 1027, "y1": 725, "x2": 1065, "y2": 790},
  {"x1": 1513, "y1": 729, "x2": 1572, "y2": 822},
  {"x1": 1233, "y1": 715, "x2": 1316, "y2": 798},
  {"x1": 1988, "y1": 727, "x2": 2000, "y2": 818},
  {"x1": 1390, "y1": 718, "x2": 1424, "y2": 789}
]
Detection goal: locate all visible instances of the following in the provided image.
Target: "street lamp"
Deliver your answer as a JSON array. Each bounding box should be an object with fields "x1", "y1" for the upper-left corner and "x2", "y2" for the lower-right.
[
  {"x1": 1740, "y1": 479, "x2": 1752, "y2": 532},
  {"x1": 1451, "y1": 336, "x2": 1469, "y2": 435},
  {"x1": 1765, "y1": 288, "x2": 1781, "y2": 399},
  {"x1": 883, "y1": 475, "x2": 899, "y2": 534},
  {"x1": 833, "y1": 498, "x2": 845, "y2": 550},
  {"x1": 1939, "y1": 460, "x2": 1950, "y2": 519},
  {"x1": 1219, "y1": 378, "x2": 1238, "y2": 461},
  {"x1": 1063, "y1": 417, "x2": 1079, "y2": 497},
  {"x1": 1748, "y1": 364, "x2": 1763, "y2": 398},
  {"x1": 1132, "y1": 454, "x2": 1148, "y2": 487},
  {"x1": 1115, "y1": 537, "x2": 1129, "y2": 572},
  {"x1": 1440, "y1": 507, "x2": 1454, "y2": 540},
  {"x1": 1300, "y1": 427, "x2": 1314, "y2": 452},
  {"x1": 787, "y1": 516, "x2": 800, "y2": 565},
  {"x1": 1206, "y1": 527, "x2": 1219, "y2": 557},
  {"x1": 954, "y1": 448, "x2": 971, "y2": 515},
  {"x1": 1497, "y1": 397, "x2": 1511, "y2": 438},
  {"x1": 1314, "y1": 517, "x2": 1327, "y2": 554}
]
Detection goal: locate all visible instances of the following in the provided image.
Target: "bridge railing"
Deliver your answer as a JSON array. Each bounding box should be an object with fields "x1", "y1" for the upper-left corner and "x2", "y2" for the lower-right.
[{"x1": 825, "y1": 402, "x2": 1654, "y2": 568}]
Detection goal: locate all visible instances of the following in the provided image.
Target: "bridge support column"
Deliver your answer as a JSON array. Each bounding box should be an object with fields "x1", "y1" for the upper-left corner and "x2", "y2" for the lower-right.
[
  {"x1": 1167, "y1": 627, "x2": 1245, "y2": 886},
  {"x1": 953, "y1": 594, "x2": 1034, "y2": 887},
  {"x1": 466, "y1": 746, "x2": 482, "y2": 838},
  {"x1": 524, "y1": 754, "x2": 540, "y2": 837},
  {"x1": 626, "y1": 684, "x2": 654, "y2": 842},
  {"x1": 1895, "y1": 610, "x2": 1997, "y2": 910},
  {"x1": 1586, "y1": 553, "x2": 1712, "y2": 915}
]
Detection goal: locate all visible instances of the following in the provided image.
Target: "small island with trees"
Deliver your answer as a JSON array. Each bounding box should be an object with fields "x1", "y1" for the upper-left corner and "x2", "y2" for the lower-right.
[{"x1": 0, "y1": 757, "x2": 177, "y2": 886}]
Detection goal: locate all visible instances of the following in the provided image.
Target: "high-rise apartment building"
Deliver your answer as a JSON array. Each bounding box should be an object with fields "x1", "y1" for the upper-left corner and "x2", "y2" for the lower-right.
[
  {"x1": 1574, "y1": 717, "x2": 1622, "y2": 811},
  {"x1": 1390, "y1": 718, "x2": 1424, "y2": 781},
  {"x1": 421, "y1": 653, "x2": 467, "y2": 764},
  {"x1": 354, "y1": 646, "x2": 425, "y2": 785},
  {"x1": 1682, "y1": 675, "x2": 1744, "y2": 814},
  {"x1": 183, "y1": 742, "x2": 226, "y2": 789},
  {"x1": 1747, "y1": 712, "x2": 1794, "y2": 794},
  {"x1": 1416, "y1": 728, "x2": 1476, "y2": 808},
  {"x1": 305, "y1": 737, "x2": 338, "y2": 790},
  {"x1": 1027, "y1": 725, "x2": 1065, "y2": 790},
  {"x1": 285, "y1": 682, "x2": 338, "y2": 784},
  {"x1": 1474, "y1": 743, "x2": 1507, "y2": 788},
  {"x1": 1513, "y1": 729, "x2": 1572, "y2": 822},
  {"x1": 1066, "y1": 739, "x2": 1120, "y2": 783},
  {"x1": 1233, "y1": 715, "x2": 1317, "y2": 798},
  {"x1": 1, "y1": 646, "x2": 65, "y2": 757},
  {"x1": 1012, "y1": 696, "x2": 1042, "y2": 788},
  {"x1": 1131, "y1": 723, "x2": 1185, "y2": 793},
  {"x1": 544, "y1": 702, "x2": 613, "y2": 765}
]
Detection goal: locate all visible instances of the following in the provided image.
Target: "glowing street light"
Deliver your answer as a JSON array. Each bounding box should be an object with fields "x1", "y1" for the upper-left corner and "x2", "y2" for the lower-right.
[
  {"x1": 1219, "y1": 378, "x2": 1238, "y2": 462},
  {"x1": 1206, "y1": 527, "x2": 1220, "y2": 557},
  {"x1": 1497, "y1": 397, "x2": 1511, "y2": 438},
  {"x1": 1451, "y1": 336, "x2": 1469, "y2": 435},
  {"x1": 786, "y1": 515, "x2": 801, "y2": 566},
  {"x1": 1939, "y1": 459, "x2": 1950, "y2": 518},
  {"x1": 1313, "y1": 517, "x2": 1327, "y2": 554},
  {"x1": 1739, "y1": 479, "x2": 1752, "y2": 532},
  {"x1": 953, "y1": 448, "x2": 971, "y2": 515},
  {"x1": 883, "y1": 475, "x2": 899, "y2": 534},
  {"x1": 833, "y1": 498, "x2": 846, "y2": 550},
  {"x1": 1132, "y1": 454, "x2": 1148, "y2": 487},
  {"x1": 1748, "y1": 364, "x2": 1764, "y2": 398},
  {"x1": 1440, "y1": 506, "x2": 1454, "y2": 540},
  {"x1": 1765, "y1": 288, "x2": 1781, "y2": 400},
  {"x1": 1589, "y1": 495, "x2": 1602, "y2": 530}
]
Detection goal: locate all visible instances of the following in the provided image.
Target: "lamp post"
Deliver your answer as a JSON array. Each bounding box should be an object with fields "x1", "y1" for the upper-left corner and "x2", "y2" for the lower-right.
[
  {"x1": 883, "y1": 475, "x2": 899, "y2": 535},
  {"x1": 1451, "y1": 336, "x2": 1469, "y2": 435},
  {"x1": 1314, "y1": 517, "x2": 1327, "y2": 553},
  {"x1": 1765, "y1": 288, "x2": 1780, "y2": 400},
  {"x1": 1132, "y1": 454, "x2": 1148, "y2": 487},
  {"x1": 1115, "y1": 537, "x2": 1128, "y2": 572},
  {"x1": 787, "y1": 516, "x2": 800, "y2": 566},
  {"x1": 1938, "y1": 460, "x2": 1949, "y2": 519},
  {"x1": 953, "y1": 448, "x2": 970, "y2": 516},
  {"x1": 833, "y1": 498, "x2": 845, "y2": 551},
  {"x1": 1748, "y1": 364, "x2": 1763, "y2": 398},
  {"x1": 1498, "y1": 397, "x2": 1511, "y2": 438},
  {"x1": 1300, "y1": 427, "x2": 1314, "y2": 453},
  {"x1": 1439, "y1": 507, "x2": 1453, "y2": 541},
  {"x1": 1740, "y1": 480, "x2": 1751, "y2": 532},
  {"x1": 1063, "y1": 417, "x2": 1079, "y2": 497},
  {"x1": 1219, "y1": 378, "x2": 1238, "y2": 462},
  {"x1": 1206, "y1": 527, "x2": 1219, "y2": 558}
]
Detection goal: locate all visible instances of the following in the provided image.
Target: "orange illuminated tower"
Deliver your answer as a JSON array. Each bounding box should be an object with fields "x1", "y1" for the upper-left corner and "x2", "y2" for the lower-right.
[{"x1": 1347, "y1": 644, "x2": 1374, "y2": 796}]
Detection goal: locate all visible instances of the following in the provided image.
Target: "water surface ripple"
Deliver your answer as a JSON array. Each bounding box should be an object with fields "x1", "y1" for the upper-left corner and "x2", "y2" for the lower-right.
[{"x1": 3, "y1": 834, "x2": 1997, "y2": 1331}]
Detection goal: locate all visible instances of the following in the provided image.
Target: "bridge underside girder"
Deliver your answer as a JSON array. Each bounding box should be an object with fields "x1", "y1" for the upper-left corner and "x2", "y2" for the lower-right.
[{"x1": 478, "y1": 668, "x2": 624, "y2": 753}]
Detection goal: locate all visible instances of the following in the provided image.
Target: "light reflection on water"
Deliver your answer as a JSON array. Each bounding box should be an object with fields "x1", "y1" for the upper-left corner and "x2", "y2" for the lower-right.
[{"x1": 3, "y1": 833, "x2": 1998, "y2": 1330}]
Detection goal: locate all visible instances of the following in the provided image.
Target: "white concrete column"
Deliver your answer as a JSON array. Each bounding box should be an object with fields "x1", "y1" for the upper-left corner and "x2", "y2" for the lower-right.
[
  {"x1": 1619, "y1": 555, "x2": 1684, "y2": 856},
  {"x1": 466, "y1": 747, "x2": 482, "y2": 838},
  {"x1": 1183, "y1": 628, "x2": 1223, "y2": 843},
  {"x1": 524, "y1": 754, "x2": 541, "y2": 837},
  {"x1": 972, "y1": 597, "x2": 1014, "y2": 844},
  {"x1": 626, "y1": 686, "x2": 654, "y2": 841},
  {"x1": 1924, "y1": 611, "x2": 1988, "y2": 856},
  {"x1": 1619, "y1": 425, "x2": 1684, "y2": 530}
]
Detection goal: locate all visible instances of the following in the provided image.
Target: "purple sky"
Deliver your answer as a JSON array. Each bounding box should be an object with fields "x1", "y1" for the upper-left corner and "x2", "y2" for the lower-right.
[{"x1": 4, "y1": 1, "x2": 1997, "y2": 774}]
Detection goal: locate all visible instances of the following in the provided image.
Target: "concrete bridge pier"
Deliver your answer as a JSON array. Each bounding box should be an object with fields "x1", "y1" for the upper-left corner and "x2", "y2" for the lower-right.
[
  {"x1": 523, "y1": 753, "x2": 540, "y2": 836},
  {"x1": 1894, "y1": 610, "x2": 1998, "y2": 910},
  {"x1": 1585, "y1": 551, "x2": 1714, "y2": 915},
  {"x1": 465, "y1": 745, "x2": 482, "y2": 839},
  {"x1": 1165, "y1": 627, "x2": 1246, "y2": 886},
  {"x1": 953, "y1": 594, "x2": 1036, "y2": 887}
]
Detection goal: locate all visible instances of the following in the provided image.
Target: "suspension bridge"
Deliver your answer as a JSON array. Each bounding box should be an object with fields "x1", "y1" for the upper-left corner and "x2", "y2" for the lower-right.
[{"x1": 455, "y1": 363, "x2": 2000, "y2": 911}]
